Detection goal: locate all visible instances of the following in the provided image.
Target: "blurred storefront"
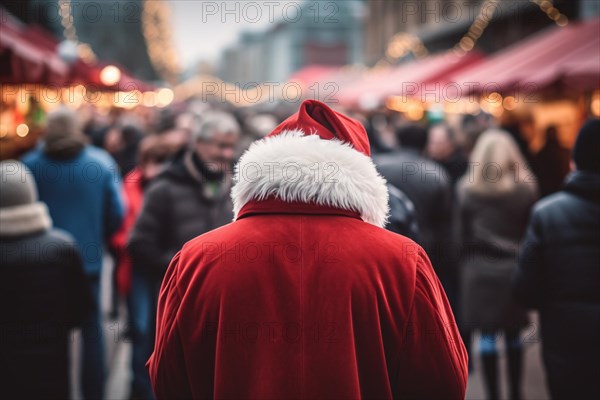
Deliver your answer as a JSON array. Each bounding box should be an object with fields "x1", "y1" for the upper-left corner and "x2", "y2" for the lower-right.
[{"x1": 0, "y1": 7, "x2": 168, "y2": 160}]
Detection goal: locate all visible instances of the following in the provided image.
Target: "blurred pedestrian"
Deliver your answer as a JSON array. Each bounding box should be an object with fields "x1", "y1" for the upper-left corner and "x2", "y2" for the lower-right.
[
  {"x1": 147, "y1": 100, "x2": 468, "y2": 399},
  {"x1": 456, "y1": 129, "x2": 538, "y2": 400},
  {"x1": 109, "y1": 135, "x2": 177, "y2": 400},
  {"x1": 127, "y1": 109, "x2": 238, "y2": 290},
  {"x1": 427, "y1": 123, "x2": 468, "y2": 187},
  {"x1": 106, "y1": 121, "x2": 146, "y2": 319},
  {"x1": 385, "y1": 183, "x2": 420, "y2": 241},
  {"x1": 21, "y1": 107, "x2": 125, "y2": 400},
  {"x1": 514, "y1": 119, "x2": 600, "y2": 400},
  {"x1": 531, "y1": 125, "x2": 571, "y2": 198},
  {"x1": 374, "y1": 124, "x2": 455, "y2": 304},
  {"x1": 236, "y1": 113, "x2": 278, "y2": 158},
  {"x1": 1, "y1": 160, "x2": 91, "y2": 399},
  {"x1": 112, "y1": 123, "x2": 145, "y2": 177},
  {"x1": 500, "y1": 110, "x2": 536, "y2": 166}
]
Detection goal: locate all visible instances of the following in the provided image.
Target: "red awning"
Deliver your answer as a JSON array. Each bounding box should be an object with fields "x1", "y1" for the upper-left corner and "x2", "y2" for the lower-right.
[
  {"x1": 69, "y1": 61, "x2": 155, "y2": 92},
  {"x1": 335, "y1": 67, "x2": 395, "y2": 109},
  {"x1": 1, "y1": 10, "x2": 154, "y2": 91},
  {"x1": 450, "y1": 18, "x2": 600, "y2": 95},
  {"x1": 287, "y1": 65, "x2": 341, "y2": 90},
  {"x1": 380, "y1": 51, "x2": 483, "y2": 102},
  {"x1": 0, "y1": 16, "x2": 68, "y2": 85},
  {"x1": 336, "y1": 51, "x2": 483, "y2": 108}
]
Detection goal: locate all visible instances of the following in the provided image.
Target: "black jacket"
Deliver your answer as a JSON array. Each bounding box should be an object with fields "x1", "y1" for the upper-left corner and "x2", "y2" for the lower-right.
[
  {"x1": 375, "y1": 149, "x2": 453, "y2": 271},
  {"x1": 514, "y1": 171, "x2": 600, "y2": 399},
  {"x1": 128, "y1": 150, "x2": 234, "y2": 278},
  {"x1": 0, "y1": 228, "x2": 90, "y2": 399},
  {"x1": 386, "y1": 183, "x2": 420, "y2": 242}
]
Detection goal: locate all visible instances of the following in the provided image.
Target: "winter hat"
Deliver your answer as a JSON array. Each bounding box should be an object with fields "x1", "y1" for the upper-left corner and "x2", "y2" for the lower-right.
[
  {"x1": 572, "y1": 119, "x2": 600, "y2": 173},
  {"x1": 0, "y1": 160, "x2": 38, "y2": 208},
  {"x1": 0, "y1": 160, "x2": 52, "y2": 236},
  {"x1": 231, "y1": 100, "x2": 389, "y2": 227},
  {"x1": 268, "y1": 100, "x2": 371, "y2": 156}
]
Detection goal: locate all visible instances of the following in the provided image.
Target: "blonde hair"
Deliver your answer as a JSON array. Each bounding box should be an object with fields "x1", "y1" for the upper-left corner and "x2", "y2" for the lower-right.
[{"x1": 461, "y1": 129, "x2": 538, "y2": 196}]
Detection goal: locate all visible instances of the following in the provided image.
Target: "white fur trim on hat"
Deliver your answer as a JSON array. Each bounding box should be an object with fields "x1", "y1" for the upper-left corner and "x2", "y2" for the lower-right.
[{"x1": 231, "y1": 130, "x2": 389, "y2": 227}]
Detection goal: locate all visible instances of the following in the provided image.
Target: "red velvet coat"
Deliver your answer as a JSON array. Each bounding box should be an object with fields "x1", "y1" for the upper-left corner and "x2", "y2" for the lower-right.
[
  {"x1": 148, "y1": 102, "x2": 467, "y2": 399},
  {"x1": 148, "y1": 198, "x2": 468, "y2": 399}
]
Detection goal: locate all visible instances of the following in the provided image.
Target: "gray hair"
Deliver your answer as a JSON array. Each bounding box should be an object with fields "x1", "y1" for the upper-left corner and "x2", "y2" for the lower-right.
[
  {"x1": 45, "y1": 106, "x2": 81, "y2": 139},
  {"x1": 191, "y1": 111, "x2": 240, "y2": 142}
]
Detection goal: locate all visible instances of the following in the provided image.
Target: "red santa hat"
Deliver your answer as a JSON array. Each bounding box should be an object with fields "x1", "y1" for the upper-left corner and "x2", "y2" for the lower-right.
[
  {"x1": 231, "y1": 100, "x2": 389, "y2": 227},
  {"x1": 268, "y1": 100, "x2": 371, "y2": 156}
]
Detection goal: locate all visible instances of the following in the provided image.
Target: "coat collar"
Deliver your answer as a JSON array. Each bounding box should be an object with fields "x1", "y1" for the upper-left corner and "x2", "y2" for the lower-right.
[
  {"x1": 563, "y1": 170, "x2": 600, "y2": 203},
  {"x1": 236, "y1": 197, "x2": 363, "y2": 221}
]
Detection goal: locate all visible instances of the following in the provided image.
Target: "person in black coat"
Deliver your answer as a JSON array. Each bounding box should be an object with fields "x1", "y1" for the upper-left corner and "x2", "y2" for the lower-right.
[
  {"x1": 128, "y1": 111, "x2": 239, "y2": 280},
  {"x1": 0, "y1": 160, "x2": 91, "y2": 399},
  {"x1": 374, "y1": 124, "x2": 455, "y2": 304},
  {"x1": 514, "y1": 119, "x2": 600, "y2": 399}
]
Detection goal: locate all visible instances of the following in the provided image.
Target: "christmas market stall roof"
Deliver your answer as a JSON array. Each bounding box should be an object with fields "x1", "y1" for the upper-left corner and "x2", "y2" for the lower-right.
[
  {"x1": 286, "y1": 65, "x2": 341, "y2": 91},
  {"x1": 336, "y1": 50, "x2": 483, "y2": 109},
  {"x1": 449, "y1": 17, "x2": 600, "y2": 95},
  {"x1": 0, "y1": 14, "x2": 69, "y2": 85},
  {"x1": 1, "y1": 10, "x2": 155, "y2": 92},
  {"x1": 69, "y1": 61, "x2": 156, "y2": 92}
]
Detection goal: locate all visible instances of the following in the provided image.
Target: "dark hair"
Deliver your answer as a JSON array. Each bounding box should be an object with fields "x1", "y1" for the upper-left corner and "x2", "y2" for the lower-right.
[
  {"x1": 138, "y1": 135, "x2": 177, "y2": 166},
  {"x1": 155, "y1": 108, "x2": 177, "y2": 134},
  {"x1": 396, "y1": 124, "x2": 428, "y2": 151},
  {"x1": 573, "y1": 119, "x2": 600, "y2": 173}
]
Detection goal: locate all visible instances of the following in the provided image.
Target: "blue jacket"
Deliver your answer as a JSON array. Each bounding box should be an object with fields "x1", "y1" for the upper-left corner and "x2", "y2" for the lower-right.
[{"x1": 22, "y1": 145, "x2": 125, "y2": 275}]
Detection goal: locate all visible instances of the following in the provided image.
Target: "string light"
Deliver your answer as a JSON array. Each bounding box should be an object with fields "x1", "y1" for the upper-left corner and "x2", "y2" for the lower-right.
[
  {"x1": 453, "y1": 0, "x2": 500, "y2": 56},
  {"x1": 59, "y1": 0, "x2": 77, "y2": 42},
  {"x1": 57, "y1": 0, "x2": 97, "y2": 63},
  {"x1": 531, "y1": 0, "x2": 569, "y2": 27},
  {"x1": 100, "y1": 65, "x2": 122, "y2": 86},
  {"x1": 16, "y1": 124, "x2": 30, "y2": 137},
  {"x1": 384, "y1": 33, "x2": 428, "y2": 63},
  {"x1": 142, "y1": 0, "x2": 181, "y2": 84}
]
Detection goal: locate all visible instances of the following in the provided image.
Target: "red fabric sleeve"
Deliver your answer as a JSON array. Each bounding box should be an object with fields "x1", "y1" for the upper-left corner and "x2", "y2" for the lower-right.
[
  {"x1": 397, "y1": 249, "x2": 468, "y2": 399},
  {"x1": 146, "y1": 252, "x2": 193, "y2": 400}
]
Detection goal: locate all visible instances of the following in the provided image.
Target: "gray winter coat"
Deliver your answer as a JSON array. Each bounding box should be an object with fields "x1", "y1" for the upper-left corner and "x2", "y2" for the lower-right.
[{"x1": 456, "y1": 181, "x2": 536, "y2": 331}]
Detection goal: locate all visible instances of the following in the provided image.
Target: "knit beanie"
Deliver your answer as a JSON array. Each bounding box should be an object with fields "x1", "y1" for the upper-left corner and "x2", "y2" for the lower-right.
[
  {"x1": 0, "y1": 160, "x2": 38, "y2": 208},
  {"x1": 0, "y1": 160, "x2": 52, "y2": 237},
  {"x1": 572, "y1": 119, "x2": 600, "y2": 173}
]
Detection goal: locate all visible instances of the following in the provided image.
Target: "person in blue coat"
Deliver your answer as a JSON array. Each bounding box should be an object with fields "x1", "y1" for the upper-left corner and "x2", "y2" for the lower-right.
[{"x1": 22, "y1": 107, "x2": 125, "y2": 400}]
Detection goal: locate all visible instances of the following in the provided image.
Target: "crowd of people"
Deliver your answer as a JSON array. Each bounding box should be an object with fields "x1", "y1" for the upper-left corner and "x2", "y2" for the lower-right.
[{"x1": 0, "y1": 97, "x2": 598, "y2": 399}]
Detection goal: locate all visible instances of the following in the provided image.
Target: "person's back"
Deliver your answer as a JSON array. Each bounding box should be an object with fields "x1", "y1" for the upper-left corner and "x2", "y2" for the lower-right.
[
  {"x1": 22, "y1": 145, "x2": 123, "y2": 274},
  {"x1": 148, "y1": 100, "x2": 468, "y2": 399},
  {"x1": 375, "y1": 148, "x2": 451, "y2": 252},
  {"x1": 151, "y1": 200, "x2": 467, "y2": 399},
  {"x1": 20, "y1": 107, "x2": 124, "y2": 399},
  {"x1": 374, "y1": 125, "x2": 454, "y2": 306},
  {"x1": 0, "y1": 160, "x2": 90, "y2": 399},
  {"x1": 515, "y1": 119, "x2": 600, "y2": 399}
]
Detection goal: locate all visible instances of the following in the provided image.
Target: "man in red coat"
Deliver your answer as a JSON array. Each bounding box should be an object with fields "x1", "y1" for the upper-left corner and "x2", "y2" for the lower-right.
[{"x1": 148, "y1": 100, "x2": 468, "y2": 399}]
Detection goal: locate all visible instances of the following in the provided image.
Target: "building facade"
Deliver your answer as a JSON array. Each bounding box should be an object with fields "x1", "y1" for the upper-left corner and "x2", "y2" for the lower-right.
[
  {"x1": 363, "y1": 0, "x2": 585, "y2": 66},
  {"x1": 218, "y1": 0, "x2": 364, "y2": 84}
]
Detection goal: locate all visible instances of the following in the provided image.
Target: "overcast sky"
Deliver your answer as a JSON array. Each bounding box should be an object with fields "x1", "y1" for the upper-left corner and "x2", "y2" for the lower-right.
[{"x1": 171, "y1": 0, "x2": 297, "y2": 67}]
